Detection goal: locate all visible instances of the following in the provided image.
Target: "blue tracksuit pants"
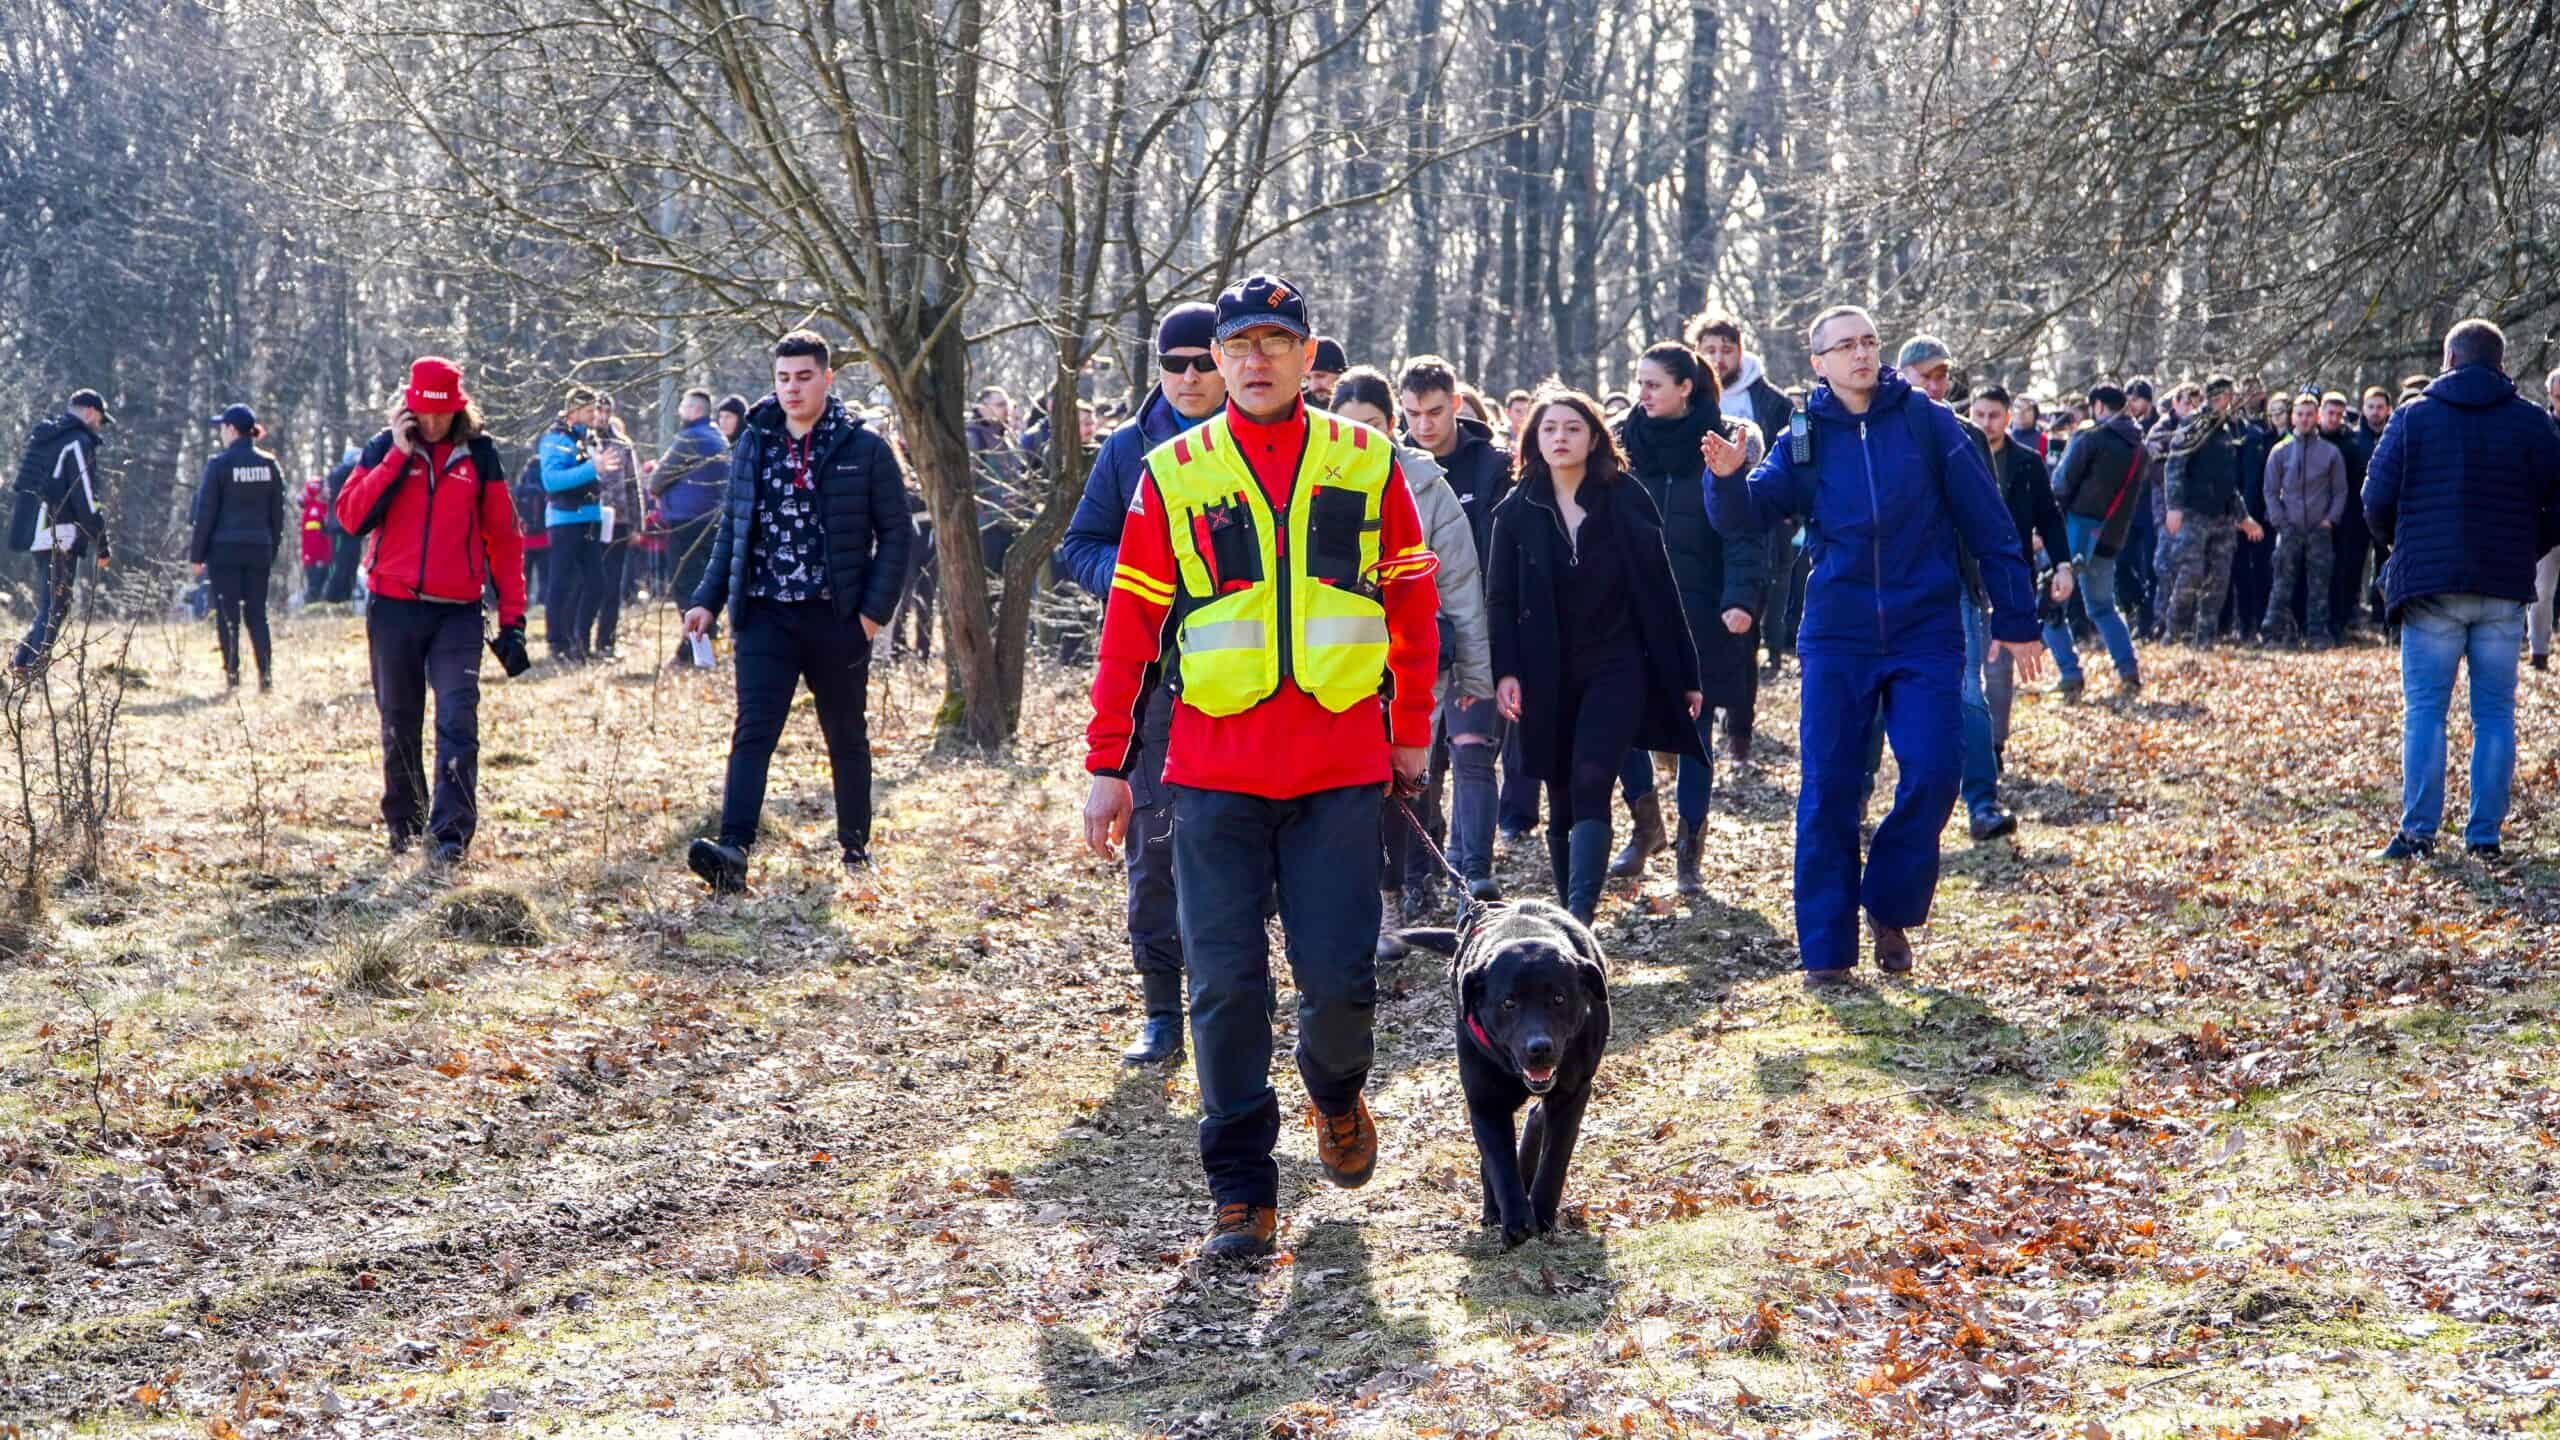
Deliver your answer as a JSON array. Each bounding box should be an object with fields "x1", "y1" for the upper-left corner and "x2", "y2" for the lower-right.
[{"x1": 1796, "y1": 648, "x2": 1962, "y2": 973}]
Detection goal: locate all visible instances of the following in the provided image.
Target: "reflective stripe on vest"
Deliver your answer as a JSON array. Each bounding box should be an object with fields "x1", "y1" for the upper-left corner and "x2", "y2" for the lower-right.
[{"x1": 1147, "y1": 409, "x2": 1396, "y2": 716}]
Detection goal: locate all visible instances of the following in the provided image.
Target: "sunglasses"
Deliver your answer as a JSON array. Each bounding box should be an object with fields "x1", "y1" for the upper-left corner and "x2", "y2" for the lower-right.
[{"x1": 1159, "y1": 353, "x2": 1218, "y2": 375}]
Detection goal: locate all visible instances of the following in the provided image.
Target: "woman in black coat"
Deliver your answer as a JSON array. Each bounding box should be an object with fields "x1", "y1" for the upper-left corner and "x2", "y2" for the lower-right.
[
  {"x1": 1489, "y1": 387, "x2": 1704, "y2": 924},
  {"x1": 1609, "y1": 341, "x2": 1766, "y2": 894}
]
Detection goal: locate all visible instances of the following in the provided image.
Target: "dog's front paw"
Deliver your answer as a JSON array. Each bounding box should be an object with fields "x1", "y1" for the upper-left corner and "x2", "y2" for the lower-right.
[
  {"x1": 1480, "y1": 1203, "x2": 1500, "y2": 1227},
  {"x1": 1500, "y1": 1221, "x2": 1537, "y2": 1250}
]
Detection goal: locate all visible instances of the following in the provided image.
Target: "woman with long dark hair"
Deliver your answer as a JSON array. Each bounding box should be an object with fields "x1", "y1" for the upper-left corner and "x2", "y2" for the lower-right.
[
  {"x1": 1608, "y1": 340, "x2": 1766, "y2": 894},
  {"x1": 1487, "y1": 387, "x2": 1703, "y2": 923}
]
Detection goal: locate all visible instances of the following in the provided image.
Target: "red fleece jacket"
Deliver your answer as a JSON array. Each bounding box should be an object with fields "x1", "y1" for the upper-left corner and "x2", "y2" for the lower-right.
[
  {"x1": 335, "y1": 438, "x2": 528, "y2": 628},
  {"x1": 1086, "y1": 400, "x2": 1440, "y2": 799}
]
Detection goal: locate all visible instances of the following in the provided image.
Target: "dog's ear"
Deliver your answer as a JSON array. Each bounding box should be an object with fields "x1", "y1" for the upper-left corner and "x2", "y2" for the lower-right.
[
  {"x1": 1458, "y1": 962, "x2": 1485, "y2": 1020},
  {"x1": 1576, "y1": 954, "x2": 1608, "y2": 1008}
]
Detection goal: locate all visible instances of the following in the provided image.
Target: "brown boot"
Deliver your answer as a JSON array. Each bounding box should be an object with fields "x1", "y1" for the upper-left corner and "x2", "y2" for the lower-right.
[
  {"x1": 1871, "y1": 918, "x2": 1914, "y2": 974},
  {"x1": 1608, "y1": 790, "x2": 1667, "y2": 879},
  {"x1": 1314, "y1": 1095, "x2": 1378, "y2": 1189},
  {"x1": 1202, "y1": 1202, "x2": 1278, "y2": 1261},
  {"x1": 1674, "y1": 821, "x2": 1705, "y2": 897}
]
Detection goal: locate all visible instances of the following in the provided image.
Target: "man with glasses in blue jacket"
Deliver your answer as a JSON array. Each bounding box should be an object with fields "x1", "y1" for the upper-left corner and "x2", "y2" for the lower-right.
[{"x1": 1706, "y1": 305, "x2": 2044, "y2": 989}]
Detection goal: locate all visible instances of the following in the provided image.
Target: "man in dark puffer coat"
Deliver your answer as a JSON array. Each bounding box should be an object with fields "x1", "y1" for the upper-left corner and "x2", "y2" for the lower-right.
[
  {"x1": 683, "y1": 331, "x2": 911, "y2": 891},
  {"x1": 2363, "y1": 319, "x2": 2560, "y2": 862}
]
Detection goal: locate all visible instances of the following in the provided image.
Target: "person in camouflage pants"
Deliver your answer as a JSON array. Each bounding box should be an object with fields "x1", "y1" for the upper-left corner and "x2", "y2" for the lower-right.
[{"x1": 2161, "y1": 375, "x2": 2264, "y2": 645}]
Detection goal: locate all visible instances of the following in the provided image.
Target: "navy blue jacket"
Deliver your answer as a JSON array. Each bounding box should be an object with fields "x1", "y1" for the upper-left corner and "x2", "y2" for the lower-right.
[
  {"x1": 8, "y1": 413, "x2": 109, "y2": 557},
  {"x1": 691, "y1": 396, "x2": 912, "y2": 628},
  {"x1": 2362, "y1": 364, "x2": 2560, "y2": 621},
  {"x1": 1058, "y1": 385, "x2": 1207, "y2": 598},
  {"x1": 189, "y1": 438, "x2": 287, "y2": 564},
  {"x1": 1708, "y1": 366, "x2": 2036, "y2": 656},
  {"x1": 651, "y1": 417, "x2": 731, "y2": 527}
]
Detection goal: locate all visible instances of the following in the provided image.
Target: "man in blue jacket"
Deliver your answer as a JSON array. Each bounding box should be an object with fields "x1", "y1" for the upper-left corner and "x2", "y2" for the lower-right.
[
  {"x1": 538, "y1": 390, "x2": 604, "y2": 663},
  {"x1": 1705, "y1": 305, "x2": 2043, "y2": 987},
  {"x1": 8, "y1": 388, "x2": 114, "y2": 676},
  {"x1": 1057, "y1": 301, "x2": 1224, "y2": 1064},
  {"x1": 652, "y1": 387, "x2": 733, "y2": 667},
  {"x1": 682, "y1": 331, "x2": 912, "y2": 892},
  {"x1": 2365, "y1": 319, "x2": 2560, "y2": 862}
]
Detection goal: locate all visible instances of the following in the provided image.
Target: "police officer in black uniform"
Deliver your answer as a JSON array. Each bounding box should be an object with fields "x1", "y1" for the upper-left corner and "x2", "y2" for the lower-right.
[{"x1": 190, "y1": 404, "x2": 287, "y2": 691}]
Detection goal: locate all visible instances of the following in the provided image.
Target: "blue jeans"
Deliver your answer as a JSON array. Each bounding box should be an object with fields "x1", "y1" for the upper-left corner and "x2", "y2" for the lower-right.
[
  {"x1": 2397, "y1": 594, "x2": 2523, "y2": 848},
  {"x1": 1617, "y1": 713, "x2": 1717, "y2": 830},
  {"x1": 1444, "y1": 696, "x2": 1501, "y2": 883},
  {"x1": 2042, "y1": 515, "x2": 2140, "y2": 685},
  {"x1": 1798, "y1": 649, "x2": 1962, "y2": 972},
  {"x1": 1958, "y1": 596, "x2": 2001, "y2": 821},
  {"x1": 11, "y1": 547, "x2": 76, "y2": 669}
]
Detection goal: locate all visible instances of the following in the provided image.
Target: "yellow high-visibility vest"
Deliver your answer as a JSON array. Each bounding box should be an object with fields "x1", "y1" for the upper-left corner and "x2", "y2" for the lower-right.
[{"x1": 1138, "y1": 409, "x2": 1397, "y2": 716}]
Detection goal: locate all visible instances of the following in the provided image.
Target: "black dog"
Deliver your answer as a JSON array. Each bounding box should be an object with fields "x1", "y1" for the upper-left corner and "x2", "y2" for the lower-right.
[{"x1": 1405, "y1": 899, "x2": 1609, "y2": 1248}]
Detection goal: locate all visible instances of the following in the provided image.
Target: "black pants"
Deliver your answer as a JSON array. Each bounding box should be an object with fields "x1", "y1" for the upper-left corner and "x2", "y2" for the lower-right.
[
  {"x1": 367, "y1": 598, "x2": 483, "y2": 847},
  {"x1": 1127, "y1": 683, "x2": 1182, "y2": 980},
  {"x1": 302, "y1": 563, "x2": 327, "y2": 605},
  {"x1": 208, "y1": 561, "x2": 273, "y2": 682},
  {"x1": 669, "y1": 516, "x2": 717, "y2": 616},
  {"x1": 1173, "y1": 781, "x2": 1380, "y2": 1208},
  {"x1": 323, "y1": 533, "x2": 362, "y2": 602},
  {"x1": 545, "y1": 522, "x2": 602, "y2": 658},
  {"x1": 718, "y1": 597, "x2": 875, "y2": 857},
  {"x1": 588, "y1": 537, "x2": 630, "y2": 656},
  {"x1": 1546, "y1": 658, "x2": 1644, "y2": 837}
]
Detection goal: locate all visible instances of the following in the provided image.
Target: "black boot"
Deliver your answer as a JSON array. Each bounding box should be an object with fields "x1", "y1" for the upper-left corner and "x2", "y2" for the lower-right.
[
  {"x1": 1565, "y1": 819, "x2": 1610, "y2": 925},
  {"x1": 1545, "y1": 824, "x2": 1570, "y2": 903},
  {"x1": 1122, "y1": 970, "x2": 1185, "y2": 1065}
]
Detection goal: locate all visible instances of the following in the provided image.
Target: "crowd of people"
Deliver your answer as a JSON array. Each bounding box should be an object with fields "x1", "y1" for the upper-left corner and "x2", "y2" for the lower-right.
[{"x1": 9, "y1": 277, "x2": 2559, "y2": 1264}]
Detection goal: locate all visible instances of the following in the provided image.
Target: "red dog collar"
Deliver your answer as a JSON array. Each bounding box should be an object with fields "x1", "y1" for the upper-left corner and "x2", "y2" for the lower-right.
[{"x1": 1467, "y1": 1012, "x2": 1498, "y2": 1056}]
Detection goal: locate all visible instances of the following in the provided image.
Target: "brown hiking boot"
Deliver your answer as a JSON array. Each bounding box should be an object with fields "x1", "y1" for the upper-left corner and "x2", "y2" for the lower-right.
[
  {"x1": 1202, "y1": 1202, "x2": 1278, "y2": 1261},
  {"x1": 1314, "y1": 1095, "x2": 1378, "y2": 1189},
  {"x1": 1872, "y1": 919, "x2": 1914, "y2": 974}
]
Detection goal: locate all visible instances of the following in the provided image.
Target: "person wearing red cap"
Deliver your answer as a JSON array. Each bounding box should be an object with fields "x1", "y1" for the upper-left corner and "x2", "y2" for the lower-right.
[
  {"x1": 334, "y1": 357, "x2": 529, "y2": 866},
  {"x1": 1081, "y1": 274, "x2": 1441, "y2": 1262}
]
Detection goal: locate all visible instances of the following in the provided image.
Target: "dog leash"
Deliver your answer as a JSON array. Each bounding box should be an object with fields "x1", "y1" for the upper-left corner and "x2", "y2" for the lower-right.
[{"x1": 1392, "y1": 793, "x2": 1473, "y2": 895}]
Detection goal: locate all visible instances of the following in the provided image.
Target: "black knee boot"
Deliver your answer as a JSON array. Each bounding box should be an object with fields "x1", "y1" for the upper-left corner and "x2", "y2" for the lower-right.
[{"x1": 1545, "y1": 824, "x2": 1570, "y2": 903}]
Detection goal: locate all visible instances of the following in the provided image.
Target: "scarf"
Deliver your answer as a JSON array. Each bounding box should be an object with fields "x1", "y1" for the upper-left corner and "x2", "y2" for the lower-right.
[{"x1": 1615, "y1": 395, "x2": 1727, "y2": 482}]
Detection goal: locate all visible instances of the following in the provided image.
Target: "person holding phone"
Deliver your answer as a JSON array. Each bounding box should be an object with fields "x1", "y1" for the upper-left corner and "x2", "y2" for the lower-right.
[
  {"x1": 682, "y1": 331, "x2": 911, "y2": 892},
  {"x1": 334, "y1": 357, "x2": 528, "y2": 866}
]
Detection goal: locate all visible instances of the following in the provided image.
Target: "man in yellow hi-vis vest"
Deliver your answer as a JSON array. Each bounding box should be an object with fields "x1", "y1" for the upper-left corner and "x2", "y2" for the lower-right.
[{"x1": 1082, "y1": 275, "x2": 1441, "y2": 1262}]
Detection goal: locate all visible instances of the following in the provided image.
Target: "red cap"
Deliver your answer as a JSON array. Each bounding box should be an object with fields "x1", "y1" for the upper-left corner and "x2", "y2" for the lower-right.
[{"x1": 404, "y1": 357, "x2": 470, "y2": 415}]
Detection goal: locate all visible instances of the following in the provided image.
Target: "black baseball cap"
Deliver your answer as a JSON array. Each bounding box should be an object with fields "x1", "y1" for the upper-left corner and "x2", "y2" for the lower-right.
[
  {"x1": 1215, "y1": 274, "x2": 1312, "y2": 342},
  {"x1": 67, "y1": 388, "x2": 113, "y2": 424},
  {"x1": 208, "y1": 403, "x2": 257, "y2": 430},
  {"x1": 1311, "y1": 337, "x2": 1349, "y2": 373}
]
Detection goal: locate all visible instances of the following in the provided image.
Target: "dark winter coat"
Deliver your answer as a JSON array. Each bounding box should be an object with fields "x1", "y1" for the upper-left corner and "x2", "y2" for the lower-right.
[
  {"x1": 651, "y1": 417, "x2": 731, "y2": 527},
  {"x1": 8, "y1": 412, "x2": 109, "y2": 557},
  {"x1": 1417, "y1": 413, "x2": 1512, "y2": 568},
  {"x1": 1057, "y1": 384, "x2": 1207, "y2": 598},
  {"x1": 2362, "y1": 364, "x2": 2560, "y2": 621},
  {"x1": 1615, "y1": 403, "x2": 1767, "y2": 711},
  {"x1": 692, "y1": 395, "x2": 913, "y2": 629},
  {"x1": 1987, "y1": 436, "x2": 2069, "y2": 570},
  {"x1": 1707, "y1": 366, "x2": 2037, "y2": 657},
  {"x1": 1487, "y1": 473, "x2": 1705, "y2": 782},
  {"x1": 2165, "y1": 409, "x2": 2249, "y2": 517},
  {"x1": 321, "y1": 456, "x2": 359, "y2": 538},
  {"x1": 2052, "y1": 412, "x2": 2150, "y2": 559},
  {"x1": 189, "y1": 437, "x2": 287, "y2": 564}
]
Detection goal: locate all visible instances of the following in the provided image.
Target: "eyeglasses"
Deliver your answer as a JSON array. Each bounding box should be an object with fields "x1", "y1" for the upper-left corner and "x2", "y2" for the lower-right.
[
  {"x1": 1159, "y1": 353, "x2": 1218, "y2": 375},
  {"x1": 1218, "y1": 333, "x2": 1303, "y2": 360},
  {"x1": 1814, "y1": 335, "x2": 1884, "y2": 358}
]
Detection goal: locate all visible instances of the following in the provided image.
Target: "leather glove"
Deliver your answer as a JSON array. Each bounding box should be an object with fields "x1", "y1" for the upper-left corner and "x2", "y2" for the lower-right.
[{"x1": 489, "y1": 624, "x2": 532, "y2": 678}]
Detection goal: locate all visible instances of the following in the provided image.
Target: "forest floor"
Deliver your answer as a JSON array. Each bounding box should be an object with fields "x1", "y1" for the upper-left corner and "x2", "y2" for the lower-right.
[{"x1": 3, "y1": 606, "x2": 2558, "y2": 1440}]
